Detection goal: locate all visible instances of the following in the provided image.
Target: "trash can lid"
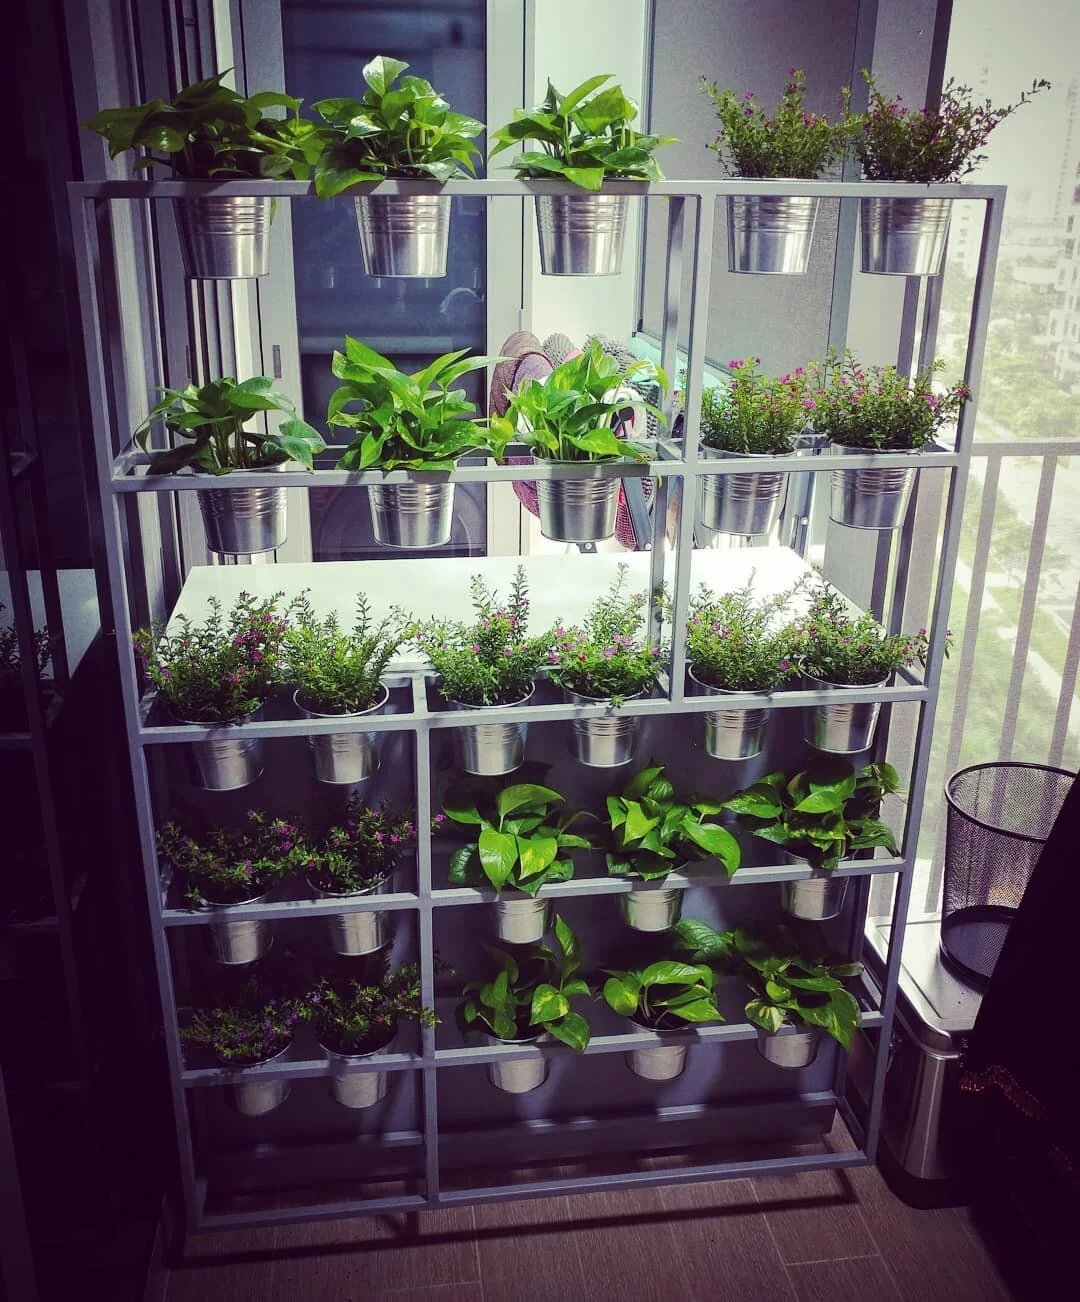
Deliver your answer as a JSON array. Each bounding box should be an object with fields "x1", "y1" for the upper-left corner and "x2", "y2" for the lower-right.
[{"x1": 864, "y1": 916, "x2": 984, "y2": 1053}]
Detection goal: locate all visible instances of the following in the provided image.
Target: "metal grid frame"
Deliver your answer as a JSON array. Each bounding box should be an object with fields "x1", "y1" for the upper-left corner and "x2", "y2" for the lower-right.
[{"x1": 67, "y1": 175, "x2": 1003, "y2": 1232}]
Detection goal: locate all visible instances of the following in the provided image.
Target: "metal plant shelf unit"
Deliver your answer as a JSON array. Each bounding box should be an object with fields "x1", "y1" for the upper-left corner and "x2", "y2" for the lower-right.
[{"x1": 67, "y1": 174, "x2": 1003, "y2": 1234}]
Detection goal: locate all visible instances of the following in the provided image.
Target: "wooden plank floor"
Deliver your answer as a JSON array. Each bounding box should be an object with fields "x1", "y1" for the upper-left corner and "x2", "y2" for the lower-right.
[{"x1": 165, "y1": 1128, "x2": 1016, "y2": 1302}]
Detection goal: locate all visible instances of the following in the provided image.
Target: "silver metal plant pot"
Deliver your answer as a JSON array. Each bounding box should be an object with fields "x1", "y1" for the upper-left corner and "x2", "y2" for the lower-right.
[
  {"x1": 698, "y1": 450, "x2": 791, "y2": 536},
  {"x1": 534, "y1": 193, "x2": 628, "y2": 276},
  {"x1": 228, "y1": 1045, "x2": 291, "y2": 1116},
  {"x1": 310, "y1": 875, "x2": 390, "y2": 956},
  {"x1": 175, "y1": 196, "x2": 272, "y2": 280},
  {"x1": 368, "y1": 482, "x2": 455, "y2": 549},
  {"x1": 322, "y1": 1038, "x2": 392, "y2": 1110},
  {"x1": 802, "y1": 674, "x2": 887, "y2": 754},
  {"x1": 756, "y1": 1025, "x2": 823, "y2": 1069},
  {"x1": 353, "y1": 193, "x2": 451, "y2": 278},
  {"x1": 449, "y1": 689, "x2": 532, "y2": 776},
  {"x1": 295, "y1": 684, "x2": 388, "y2": 785},
  {"x1": 484, "y1": 1033, "x2": 549, "y2": 1094},
  {"x1": 627, "y1": 1037, "x2": 688, "y2": 1081},
  {"x1": 829, "y1": 444, "x2": 919, "y2": 531},
  {"x1": 205, "y1": 891, "x2": 271, "y2": 965},
  {"x1": 860, "y1": 195, "x2": 952, "y2": 277},
  {"x1": 688, "y1": 668, "x2": 770, "y2": 761},
  {"x1": 620, "y1": 886, "x2": 681, "y2": 933},
  {"x1": 536, "y1": 474, "x2": 621, "y2": 542},
  {"x1": 494, "y1": 895, "x2": 549, "y2": 944},
  {"x1": 197, "y1": 477, "x2": 288, "y2": 556},
  {"x1": 726, "y1": 194, "x2": 819, "y2": 274},
  {"x1": 180, "y1": 707, "x2": 264, "y2": 792},
  {"x1": 782, "y1": 873, "x2": 849, "y2": 921},
  {"x1": 565, "y1": 689, "x2": 640, "y2": 767}
]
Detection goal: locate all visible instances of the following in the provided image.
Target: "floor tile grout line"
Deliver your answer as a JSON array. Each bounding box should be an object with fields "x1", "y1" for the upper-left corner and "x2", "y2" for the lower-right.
[
  {"x1": 785, "y1": 1251, "x2": 890, "y2": 1268},
  {"x1": 748, "y1": 1180, "x2": 800, "y2": 1301}
]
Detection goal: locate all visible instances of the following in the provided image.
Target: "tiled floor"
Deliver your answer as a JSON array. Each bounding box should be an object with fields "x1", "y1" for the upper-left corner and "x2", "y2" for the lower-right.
[{"x1": 166, "y1": 1122, "x2": 1035, "y2": 1302}]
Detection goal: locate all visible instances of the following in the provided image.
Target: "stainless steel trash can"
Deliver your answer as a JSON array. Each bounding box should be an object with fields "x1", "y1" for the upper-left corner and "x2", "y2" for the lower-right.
[{"x1": 848, "y1": 915, "x2": 983, "y2": 1206}]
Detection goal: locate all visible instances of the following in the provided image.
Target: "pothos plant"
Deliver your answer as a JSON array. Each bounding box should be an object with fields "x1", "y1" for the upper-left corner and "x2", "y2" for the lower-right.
[
  {"x1": 85, "y1": 70, "x2": 315, "y2": 178},
  {"x1": 490, "y1": 75, "x2": 676, "y2": 190},
  {"x1": 723, "y1": 759, "x2": 900, "y2": 870},
  {"x1": 601, "y1": 959, "x2": 723, "y2": 1029},
  {"x1": 444, "y1": 781, "x2": 592, "y2": 896},
  {"x1": 326, "y1": 337, "x2": 494, "y2": 472},
  {"x1": 490, "y1": 340, "x2": 668, "y2": 464},
  {"x1": 462, "y1": 914, "x2": 591, "y2": 1051},
  {"x1": 134, "y1": 376, "x2": 325, "y2": 475},
  {"x1": 605, "y1": 765, "x2": 740, "y2": 882},
  {"x1": 311, "y1": 56, "x2": 484, "y2": 198}
]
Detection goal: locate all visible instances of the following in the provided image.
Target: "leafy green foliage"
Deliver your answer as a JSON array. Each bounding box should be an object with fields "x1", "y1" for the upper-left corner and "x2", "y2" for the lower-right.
[
  {"x1": 0, "y1": 603, "x2": 52, "y2": 697},
  {"x1": 686, "y1": 578, "x2": 805, "y2": 692},
  {"x1": 413, "y1": 566, "x2": 552, "y2": 706},
  {"x1": 84, "y1": 70, "x2": 315, "y2": 178},
  {"x1": 134, "y1": 376, "x2": 325, "y2": 476},
  {"x1": 298, "y1": 799, "x2": 415, "y2": 895},
  {"x1": 700, "y1": 69, "x2": 848, "y2": 179},
  {"x1": 699, "y1": 359, "x2": 812, "y2": 455},
  {"x1": 134, "y1": 590, "x2": 302, "y2": 724},
  {"x1": 843, "y1": 70, "x2": 1049, "y2": 183},
  {"x1": 312, "y1": 56, "x2": 484, "y2": 198},
  {"x1": 490, "y1": 75, "x2": 675, "y2": 190},
  {"x1": 604, "y1": 764, "x2": 740, "y2": 882},
  {"x1": 285, "y1": 591, "x2": 407, "y2": 714},
  {"x1": 327, "y1": 336, "x2": 494, "y2": 472},
  {"x1": 180, "y1": 997, "x2": 304, "y2": 1067},
  {"x1": 156, "y1": 810, "x2": 306, "y2": 907},
  {"x1": 723, "y1": 759, "x2": 899, "y2": 870},
  {"x1": 462, "y1": 915, "x2": 592, "y2": 1051},
  {"x1": 804, "y1": 350, "x2": 969, "y2": 452},
  {"x1": 444, "y1": 780, "x2": 592, "y2": 896},
  {"x1": 490, "y1": 340, "x2": 668, "y2": 463},
  {"x1": 548, "y1": 564, "x2": 659, "y2": 702},
  {"x1": 601, "y1": 957, "x2": 722, "y2": 1029},
  {"x1": 303, "y1": 962, "x2": 436, "y2": 1055},
  {"x1": 784, "y1": 583, "x2": 945, "y2": 685}
]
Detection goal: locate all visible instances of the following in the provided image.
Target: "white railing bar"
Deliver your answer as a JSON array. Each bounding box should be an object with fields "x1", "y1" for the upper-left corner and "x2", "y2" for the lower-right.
[
  {"x1": 1049, "y1": 578, "x2": 1080, "y2": 767},
  {"x1": 971, "y1": 439, "x2": 1080, "y2": 457}
]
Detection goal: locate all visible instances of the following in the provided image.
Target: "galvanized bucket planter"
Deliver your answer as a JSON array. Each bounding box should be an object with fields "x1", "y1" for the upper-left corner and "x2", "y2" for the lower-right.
[
  {"x1": 782, "y1": 873, "x2": 849, "y2": 922},
  {"x1": 802, "y1": 673, "x2": 886, "y2": 754},
  {"x1": 688, "y1": 667, "x2": 770, "y2": 761},
  {"x1": 565, "y1": 688, "x2": 641, "y2": 767},
  {"x1": 626, "y1": 1025, "x2": 689, "y2": 1081},
  {"x1": 860, "y1": 195, "x2": 952, "y2": 277},
  {"x1": 756, "y1": 1025, "x2": 822, "y2": 1069},
  {"x1": 829, "y1": 444, "x2": 918, "y2": 531},
  {"x1": 353, "y1": 194, "x2": 451, "y2": 278},
  {"x1": 726, "y1": 195, "x2": 819, "y2": 274},
  {"x1": 449, "y1": 687, "x2": 532, "y2": 776},
  {"x1": 310, "y1": 875, "x2": 390, "y2": 956},
  {"x1": 697, "y1": 449, "x2": 792, "y2": 536},
  {"x1": 228, "y1": 1044, "x2": 291, "y2": 1116},
  {"x1": 369, "y1": 482, "x2": 455, "y2": 549},
  {"x1": 620, "y1": 886, "x2": 681, "y2": 933},
  {"x1": 535, "y1": 473, "x2": 621, "y2": 543},
  {"x1": 494, "y1": 895, "x2": 548, "y2": 944},
  {"x1": 534, "y1": 193, "x2": 628, "y2": 276},
  {"x1": 295, "y1": 683, "x2": 388, "y2": 785},
  {"x1": 180, "y1": 706, "x2": 264, "y2": 792},
  {"x1": 197, "y1": 478, "x2": 288, "y2": 556},
  {"x1": 205, "y1": 891, "x2": 271, "y2": 965},
  {"x1": 484, "y1": 1033, "x2": 549, "y2": 1094},
  {"x1": 175, "y1": 196, "x2": 272, "y2": 280},
  {"x1": 322, "y1": 1035, "x2": 393, "y2": 1109}
]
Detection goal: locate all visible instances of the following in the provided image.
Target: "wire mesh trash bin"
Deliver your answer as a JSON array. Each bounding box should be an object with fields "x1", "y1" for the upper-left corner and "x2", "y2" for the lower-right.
[{"x1": 941, "y1": 763, "x2": 1075, "y2": 987}]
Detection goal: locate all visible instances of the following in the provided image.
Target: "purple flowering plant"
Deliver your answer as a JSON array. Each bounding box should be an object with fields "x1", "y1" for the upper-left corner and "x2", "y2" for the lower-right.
[
  {"x1": 805, "y1": 350, "x2": 969, "y2": 451},
  {"x1": 843, "y1": 70, "x2": 1049, "y2": 183},
  {"x1": 303, "y1": 963, "x2": 436, "y2": 1056},
  {"x1": 413, "y1": 566, "x2": 552, "y2": 707},
  {"x1": 134, "y1": 590, "x2": 302, "y2": 723},
  {"x1": 547, "y1": 564, "x2": 659, "y2": 705},
  {"x1": 700, "y1": 69, "x2": 848, "y2": 178},
  {"x1": 699, "y1": 359, "x2": 811, "y2": 456},
  {"x1": 181, "y1": 997, "x2": 303, "y2": 1067},
  {"x1": 157, "y1": 809, "x2": 306, "y2": 907},
  {"x1": 285, "y1": 590, "x2": 408, "y2": 715},
  {"x1": 301, "y1": 798, "x2": 416, "y2": 895},
  {"x1": 686, "y1": 580, "x2": 805, "y2": 693}
]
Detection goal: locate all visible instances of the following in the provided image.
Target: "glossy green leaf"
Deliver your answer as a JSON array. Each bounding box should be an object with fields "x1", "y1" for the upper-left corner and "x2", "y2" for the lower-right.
[
  {"x1": 478, "y1": 827, "x2": 518, "y2": 890},
  {"x1": 547, "y1": 1010, "x2": 590, "y2": 1052},
  {"x1": 602, "y1": 975, "x2": 640, "y2": 1016},
  {"x1": 496, "y1": 783, "x2": 561, "y2": 819},
  {"x1": 530, "y1": 983, "x2": 569, "y2": 1024}
]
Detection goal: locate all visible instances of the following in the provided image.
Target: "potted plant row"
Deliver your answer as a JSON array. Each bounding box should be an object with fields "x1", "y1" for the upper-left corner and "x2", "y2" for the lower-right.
[{"x1": 0, "y1": 604, "x2": 52, "y2": 732}]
